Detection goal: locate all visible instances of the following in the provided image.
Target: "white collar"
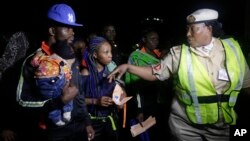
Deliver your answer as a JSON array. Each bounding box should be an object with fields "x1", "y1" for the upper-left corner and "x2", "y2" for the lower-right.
[{"x1": 195, "y1": 38, "x2": 214, "y2": 56}]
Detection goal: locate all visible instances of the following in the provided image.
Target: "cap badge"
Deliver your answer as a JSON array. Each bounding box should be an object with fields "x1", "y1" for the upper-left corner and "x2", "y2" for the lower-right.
[
  {"x1": 68, "y1": 13, "x2": 74, "y2": 23},
  {"x1": 187, "y1": 15, "x2": 196, "y2": 23}
]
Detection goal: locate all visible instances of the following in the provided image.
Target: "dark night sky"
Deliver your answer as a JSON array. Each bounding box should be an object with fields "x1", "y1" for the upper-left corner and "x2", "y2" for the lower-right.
[{"x1": 0, "y1": 0, "x2": 247, "y2": 47}]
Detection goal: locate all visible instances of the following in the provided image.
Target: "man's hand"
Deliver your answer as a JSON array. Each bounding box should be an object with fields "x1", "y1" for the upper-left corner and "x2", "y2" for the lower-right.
[{"x1": 61, "y1": 82, "x2": 78, "y2": 104}]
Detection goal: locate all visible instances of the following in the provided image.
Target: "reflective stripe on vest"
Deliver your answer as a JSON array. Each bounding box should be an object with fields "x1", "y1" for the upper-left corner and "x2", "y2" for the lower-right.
[{"x1": 175, "y1": 38, "x2": 246, "y2": 124}]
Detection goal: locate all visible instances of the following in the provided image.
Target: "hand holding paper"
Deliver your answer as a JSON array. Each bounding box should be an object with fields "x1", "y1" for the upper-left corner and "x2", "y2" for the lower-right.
[
  {"x1": 130, "y1": 116, "x2": 156, "y2": 137},
  {"x1": 112, "y1": 84, "x2": 132, "y2": 105}
]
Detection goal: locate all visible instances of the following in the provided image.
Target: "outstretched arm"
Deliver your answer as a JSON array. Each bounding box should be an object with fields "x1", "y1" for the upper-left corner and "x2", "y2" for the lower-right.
[{"x1": 108, "y1": 64, "x2": 158, "y2": 82}]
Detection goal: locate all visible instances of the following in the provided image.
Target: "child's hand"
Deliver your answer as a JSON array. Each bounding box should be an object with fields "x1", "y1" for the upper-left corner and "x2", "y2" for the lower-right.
[{"x1": 99, "y1": 96, "x2": 113, "y2": 107}]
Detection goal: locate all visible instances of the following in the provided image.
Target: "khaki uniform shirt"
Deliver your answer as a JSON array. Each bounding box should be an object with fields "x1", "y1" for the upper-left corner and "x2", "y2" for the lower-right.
[
  {"x1": 152, "y1": 38, "x2": 250, "y2": 127},
  {"x1": 153, "y1": 38, "x2": 250, "y2": 93}
]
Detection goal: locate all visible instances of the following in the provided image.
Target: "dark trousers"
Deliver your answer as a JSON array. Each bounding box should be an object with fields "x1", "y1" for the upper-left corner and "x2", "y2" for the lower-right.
[
  {"x1": 91, "y1": 119, "x2": 118, "y2": 141},
  {"x1": 46, "y1": 120, "x2": 88, "y2": 141}
]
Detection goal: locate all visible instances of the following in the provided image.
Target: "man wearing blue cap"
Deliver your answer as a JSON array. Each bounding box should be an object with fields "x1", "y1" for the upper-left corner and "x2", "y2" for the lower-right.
[
  {"x1": 107, "y1": 8, "x2": 250, "y2": 141},
  {"x1": 16, "y1": 3, "x2": 95, "y2": 141}
]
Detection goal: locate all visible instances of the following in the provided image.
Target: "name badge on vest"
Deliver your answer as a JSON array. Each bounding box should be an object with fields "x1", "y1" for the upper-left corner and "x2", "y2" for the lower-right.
[{"x1": 218, "y1": 69, "x2": 229, "y2": 81}]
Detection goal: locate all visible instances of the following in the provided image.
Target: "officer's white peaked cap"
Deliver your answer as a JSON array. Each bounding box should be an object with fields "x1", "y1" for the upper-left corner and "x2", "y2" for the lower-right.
[{"x1": 187, "y1": 8, "x2": 218, "y2": 24}]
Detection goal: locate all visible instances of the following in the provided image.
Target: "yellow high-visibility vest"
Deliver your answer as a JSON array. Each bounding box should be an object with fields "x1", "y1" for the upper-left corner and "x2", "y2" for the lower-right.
[{"x1": 175, "y1": 38, "x2": 246, "y2": 125}]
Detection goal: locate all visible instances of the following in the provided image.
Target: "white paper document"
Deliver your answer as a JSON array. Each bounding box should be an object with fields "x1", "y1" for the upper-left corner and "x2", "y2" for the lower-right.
[
  {"x1": 112, "y1": 84, "x2": 132, "y2": 105},
  {"x1": 130, "y1": 116, "x2": 156, "y2": 137}
]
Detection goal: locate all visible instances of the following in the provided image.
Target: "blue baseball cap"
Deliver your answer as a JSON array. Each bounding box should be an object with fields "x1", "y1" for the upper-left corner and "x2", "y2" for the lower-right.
[{"x1": 47, "y1": 3, "x2": 83, "y2": 27}]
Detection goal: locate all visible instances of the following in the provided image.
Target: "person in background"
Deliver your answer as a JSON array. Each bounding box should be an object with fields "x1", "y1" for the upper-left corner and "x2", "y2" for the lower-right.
[
  {"x1": 81, "y1": 36, "x2": 126, "y2": 141},
  {"x1": 16, "y1": 3, "x2": 94, "y2": 141},
  {"x1": 0, "y1": 32, "x2": 30, "y2": 141},
  {"x1": 125, "y1": 28, "x2": 170, "y2": 141},
  {"x1": 73, "y1": 37, "x2": 87, "y2": 66},
  {"x1": 102, "y1": 23, "x2": 127, "y2": 65},
  {"x1": 108, "y1": 8, "x2": 250, "y2": 141}
]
